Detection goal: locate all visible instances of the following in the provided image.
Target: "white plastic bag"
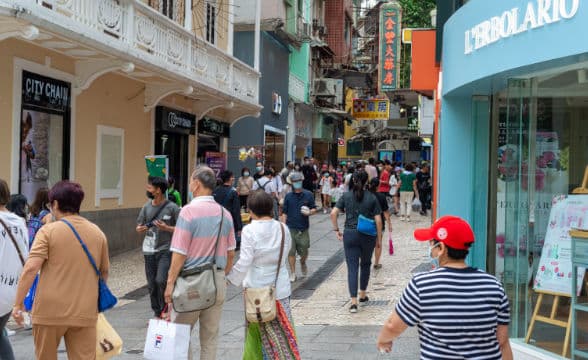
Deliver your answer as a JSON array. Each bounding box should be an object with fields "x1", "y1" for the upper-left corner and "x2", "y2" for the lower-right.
[
  {"x1": 412, "y1": 197, "x2": 422, "y2": 212},
  {"x1": 143, "y1": 319, "x2": 191, "y2": 360}
]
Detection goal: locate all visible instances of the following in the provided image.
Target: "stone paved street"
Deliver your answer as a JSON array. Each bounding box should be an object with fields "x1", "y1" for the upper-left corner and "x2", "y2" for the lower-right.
[{"x1": 7, "y1": 210, "x2": 431, "y2": 359}]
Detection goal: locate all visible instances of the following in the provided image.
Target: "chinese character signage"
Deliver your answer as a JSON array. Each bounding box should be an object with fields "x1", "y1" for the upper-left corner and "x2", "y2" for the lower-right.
[
  {"x1": 379, "y1": 2, "x2": 402, "y2": 92},
  {"x1": 352, "y1": 99, "x2": 390, "y2": 120}
]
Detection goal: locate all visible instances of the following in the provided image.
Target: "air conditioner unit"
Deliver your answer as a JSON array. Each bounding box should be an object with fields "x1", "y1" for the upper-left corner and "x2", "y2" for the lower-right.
[{"x1": 312, "y1": 78, "x2": 343, "y2": 105}]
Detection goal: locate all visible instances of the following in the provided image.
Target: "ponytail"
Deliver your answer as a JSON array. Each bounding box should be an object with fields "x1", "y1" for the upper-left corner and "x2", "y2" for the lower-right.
[{"x1": 352, "y1": 170, "x2": 368, "y2": 202}]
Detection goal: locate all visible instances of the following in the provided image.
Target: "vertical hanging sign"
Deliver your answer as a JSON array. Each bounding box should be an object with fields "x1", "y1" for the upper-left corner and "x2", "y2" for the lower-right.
[{"x1": 379, "y1": 2, "x2": 402, "y2": 92}]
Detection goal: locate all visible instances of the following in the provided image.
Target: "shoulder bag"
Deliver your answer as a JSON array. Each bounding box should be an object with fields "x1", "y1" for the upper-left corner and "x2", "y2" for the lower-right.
[
  {"x1": 244, "y1": 222, "x2": 285, "y2": 323},
  {"x1": 356, "y1": 196, "x2": 377, "y2": 236},
  {"x1": 172, "y1": 205, "x2": 224, "y2": 313},
  {"x1": 62, "y1": 219, "x2": 117, "y2": 312}
]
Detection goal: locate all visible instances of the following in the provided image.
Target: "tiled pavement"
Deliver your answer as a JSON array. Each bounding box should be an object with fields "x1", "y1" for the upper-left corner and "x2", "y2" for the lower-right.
[{"x1": 8, "y1": 209, "x2": 431, "y2": 359}]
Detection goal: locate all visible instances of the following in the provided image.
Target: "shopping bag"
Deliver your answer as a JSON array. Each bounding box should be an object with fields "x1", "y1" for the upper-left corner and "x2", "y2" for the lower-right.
[
  {"x1": 388, "y1": 232, "x2": 394, "y2": 256},
  {"x1": 96, "y1": 314, "x2": 123, "y2": 360},
  {"x1": 143, "y1": 318, "x2": 191, "y2": 360},
  {"x1": 411, "y1": 197, "x2": 422, "y2": 212}
]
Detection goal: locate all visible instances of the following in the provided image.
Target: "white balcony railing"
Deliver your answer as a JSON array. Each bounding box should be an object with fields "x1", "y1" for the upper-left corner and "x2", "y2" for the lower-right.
[{"x1": 15, "y1": 0, "x2": 259, "y2": 105}]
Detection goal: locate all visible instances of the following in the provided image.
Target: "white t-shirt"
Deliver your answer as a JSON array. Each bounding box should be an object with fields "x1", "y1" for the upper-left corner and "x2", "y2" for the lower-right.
[
  {"x1": 252, "y1": 176, "x2": 277, "y2": 196},
  {"x1": 0, "y1": 212, "x2": 29, "y2": 316}
]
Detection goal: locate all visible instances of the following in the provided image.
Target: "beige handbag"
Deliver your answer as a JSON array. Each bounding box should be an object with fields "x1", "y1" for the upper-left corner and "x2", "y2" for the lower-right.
[
  {"x1": 172, "y1": 205, "x2": 223, "y2": 313},
  {"x1": 244, "y1": 223, "x2": 285, "y2": 323}
]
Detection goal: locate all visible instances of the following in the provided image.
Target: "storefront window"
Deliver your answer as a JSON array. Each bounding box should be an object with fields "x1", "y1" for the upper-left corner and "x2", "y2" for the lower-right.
[
  {"x1": 20, "y1": 71, "x2": 70, "y2": 203},
  {"x1": 494, "y1": 70, "x2": 588, "y2": 355}
]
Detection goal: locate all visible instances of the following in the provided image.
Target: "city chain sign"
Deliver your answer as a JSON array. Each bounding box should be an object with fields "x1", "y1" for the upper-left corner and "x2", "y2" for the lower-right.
[{"x1": 464, "y1": 0, "x2": 580, "y2": 55}]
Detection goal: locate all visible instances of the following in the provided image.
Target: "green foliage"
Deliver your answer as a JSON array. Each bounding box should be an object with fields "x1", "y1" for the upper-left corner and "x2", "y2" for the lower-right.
[
  {"x1": 398, "y1": 0, "x2": 437, "y2": 28},
  {"x1": 396, "y1": 0, "x2": 437, "y2": 88}
]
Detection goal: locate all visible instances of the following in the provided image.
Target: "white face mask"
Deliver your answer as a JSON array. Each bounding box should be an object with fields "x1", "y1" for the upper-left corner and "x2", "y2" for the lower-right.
[{"x1": 428, "y1": 243, "x2": 441, "y2": 268}]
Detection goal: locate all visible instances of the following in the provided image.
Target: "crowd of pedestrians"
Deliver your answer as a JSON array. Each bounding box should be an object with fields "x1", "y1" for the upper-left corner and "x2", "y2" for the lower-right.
[{"x1": 0, "y1": 156, "x2": 514, "y2": 360}]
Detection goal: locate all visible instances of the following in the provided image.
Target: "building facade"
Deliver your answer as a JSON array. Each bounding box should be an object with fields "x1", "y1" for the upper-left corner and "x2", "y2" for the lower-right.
[
  {"x1": 0, "y1": 0, "x2": 261, "y2": 254},
  {"x1": 439, "y1": 0, "x2": 588, "y2": 358}
]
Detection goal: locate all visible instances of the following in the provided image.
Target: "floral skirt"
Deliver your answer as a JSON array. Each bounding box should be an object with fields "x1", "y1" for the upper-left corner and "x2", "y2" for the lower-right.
[{"x1": 243, "y1": 298, "x2": 301, "y2": 360}]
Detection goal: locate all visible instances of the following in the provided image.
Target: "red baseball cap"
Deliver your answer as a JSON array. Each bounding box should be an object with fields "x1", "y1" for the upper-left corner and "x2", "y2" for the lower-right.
[{"x1": 413, "y1": 216, "x2": 475, "y2": 250}]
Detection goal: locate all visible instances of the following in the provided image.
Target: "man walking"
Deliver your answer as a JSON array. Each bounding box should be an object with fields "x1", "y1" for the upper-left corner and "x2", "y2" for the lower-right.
[
  {"x1": 164, "y1": 166, "x2": 236, "y2": 360},
  {"x1": 376, "y1": 216, "x2": 512, "y2": 359},
  {"x1": 365, "y1": 158, "x2": 378, "y2": 181},
  {"x1": 281, "y1": 173, "x2": 317, "y2": 282},
  {"x1": 416, "y1": 164, "x2": 432, "y2": 216},
  {"x1": 252, "y1": 168, "x2": 279, "y2": 219},
  {"x1": 136, "y1": 176, "x2": 180, "y2": 318}
]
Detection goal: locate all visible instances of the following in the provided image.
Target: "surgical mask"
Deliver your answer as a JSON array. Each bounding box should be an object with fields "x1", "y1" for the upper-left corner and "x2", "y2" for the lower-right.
[
  {"x1": 378, "y1": 166, "x2": 383, "y2": 171},
  {"x1": 188, "y1": 191, "x2": 194, "y2": 202},
  {"x1": 293, "y1": 182, "x2": 303, "y2": 190},
  {"x1": 324, "y1": 173, "x2": 330, "y2": 177},
  {"x1": 428, "y1": 243, "x2": 441, "y2": 268},
  {"x1": 243, "y1": 172, "x2": 250, "y2": 177},
  {"x1": 255, "y1": 166, "x2": 262, "y2": 172},
  {"x1": 146, "y1": 191, "x2": 155, "y2": 199},
  {"x1": 295, "y1": 166, "x2": 300, "y2": 171}
]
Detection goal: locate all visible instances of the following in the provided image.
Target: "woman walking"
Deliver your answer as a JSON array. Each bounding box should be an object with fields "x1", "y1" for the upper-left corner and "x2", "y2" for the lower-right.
[
  {"x1": 12, "y1": 181, "x2": 110, "y2": 360},
  {"x1": 330, "y1": 171, "x2": 382, "y2": 313},
  {"x1": 227, "y1": 191, "x2": 300, "y2": 359},
  {"x1": 398, "y1": 163, "x2": 418, "y2": 222},
  {"x1": 237, "y1": 167, "x2": 254, "y2": 209},
  {"x1": 368, "y1": 178, "x2": 392, "y2": 270},
  {"x1": 0, "y1": 179, "x2": 29, "y2": 360}
]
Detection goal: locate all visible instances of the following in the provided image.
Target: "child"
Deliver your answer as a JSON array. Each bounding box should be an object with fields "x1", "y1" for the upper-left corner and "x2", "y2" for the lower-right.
[{"x1": 319, "y1": 171, "x2": 334, "y2": 213}]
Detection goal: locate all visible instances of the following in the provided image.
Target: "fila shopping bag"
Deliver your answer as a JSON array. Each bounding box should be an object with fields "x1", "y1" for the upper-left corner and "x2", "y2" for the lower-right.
[{"x1": 143, "y1": 319, "x2": 191, "y2": 360}]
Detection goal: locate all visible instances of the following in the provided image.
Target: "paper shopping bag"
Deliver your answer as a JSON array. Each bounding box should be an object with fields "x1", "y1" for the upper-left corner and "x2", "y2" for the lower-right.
[
  {"x1": 96, "y1": 314, "x2": 123, "y2": 360},
  {"x1": 143, "y1": 319, "x2": 191, "y2": 360},
  {"x1": 388, "y1": 232, "x2": 394, "y2": 256}
]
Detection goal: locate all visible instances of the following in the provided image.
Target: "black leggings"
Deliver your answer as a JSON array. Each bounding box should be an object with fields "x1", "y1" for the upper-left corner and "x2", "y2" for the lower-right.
[{"x1": 343, "y1": 229, "x2": 376, "y2": 298}]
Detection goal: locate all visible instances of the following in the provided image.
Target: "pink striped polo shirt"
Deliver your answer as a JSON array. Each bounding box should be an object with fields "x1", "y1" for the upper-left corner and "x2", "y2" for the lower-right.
[{"x1": 170, "y1": 196, "x2": 236, "y2": 270}]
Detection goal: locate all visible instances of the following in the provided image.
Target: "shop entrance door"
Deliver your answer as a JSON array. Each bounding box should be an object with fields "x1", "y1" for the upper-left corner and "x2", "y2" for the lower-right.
[{"x1": 155, "y1": 131, "x2": 189, "y2": 205}]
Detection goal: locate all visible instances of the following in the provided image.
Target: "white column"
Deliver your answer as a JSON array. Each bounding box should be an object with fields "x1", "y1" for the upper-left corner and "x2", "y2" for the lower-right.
[
  {"x1": 124, "y1": 0, "x2": 135, "y2": 45},
  {"x1": 254, "y1": 0, "x2": 261, "y2": 71},
  {"x1": 227, "y1": 0, "x2": 234, "y2": 55},
  {"x1": 184, "y1": 0, "x2": 193, "y2": 31}
]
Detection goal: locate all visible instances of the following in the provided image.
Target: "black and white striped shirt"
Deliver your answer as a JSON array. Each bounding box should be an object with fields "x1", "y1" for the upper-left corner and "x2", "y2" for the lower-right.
[{"x1": 396, "y1": 267, "x2": 510, "y2": 360}]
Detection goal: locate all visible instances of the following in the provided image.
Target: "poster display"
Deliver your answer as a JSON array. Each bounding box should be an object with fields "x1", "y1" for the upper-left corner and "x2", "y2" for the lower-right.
[
  {"x1": 20, "y1": 71, "x2": 70, "y2": 204},
  {"x1": 145, "y1": 155, "x2": 169, "y2": 179},
  {"x1": 533, "y1": 195, "x2": 588, "y2": 296},
  {"x1": 205, "y1": 152, "x2": 226, "y2": 178}
]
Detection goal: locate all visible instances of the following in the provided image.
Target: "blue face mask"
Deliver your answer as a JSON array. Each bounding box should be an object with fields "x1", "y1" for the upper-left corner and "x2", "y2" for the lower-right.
[
  {"x1": 428, "y1": 243, "x2": 441, "y2": 268},
  {"x1": 293, "y1": 182, "x2": 303, "y2": 190},
  {"x1": 243, "y1": 172, "x2": 250, "y2": 177},
  {"x1": 324, "y1": 173, "x2": 330, "y2": 177},
  {"x1": 255, "y1": 166, "x2": 262, "y2": 172}
]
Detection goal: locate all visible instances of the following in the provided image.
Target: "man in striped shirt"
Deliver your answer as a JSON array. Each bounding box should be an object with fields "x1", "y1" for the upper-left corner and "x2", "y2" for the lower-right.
[
  {"x1": 164, "y1": 166, "x2": 236, "y2": 360},
  {"x1": 377, "y1": 216, "x2": 513, "y2": 360}
]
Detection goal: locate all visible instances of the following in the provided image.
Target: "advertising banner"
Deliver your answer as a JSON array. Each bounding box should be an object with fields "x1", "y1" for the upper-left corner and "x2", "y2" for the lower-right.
[
  {"x1": 145, "y1": 155, "x2": 169, "y2": 179},
  {"x1": 352, "y1": 99, "x2": 390, "y2": 120},
  {"x1": 379, "y1": 2, "x2": 402, "y2": 92},
  {"x1": 205, "y1": 152, "x2": 226, "y2": 178}
]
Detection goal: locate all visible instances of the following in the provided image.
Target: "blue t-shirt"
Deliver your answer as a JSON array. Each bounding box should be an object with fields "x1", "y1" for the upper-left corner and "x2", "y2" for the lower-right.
[{"x1": 282, "y1": 190, "x2": 316, "y2": 230}]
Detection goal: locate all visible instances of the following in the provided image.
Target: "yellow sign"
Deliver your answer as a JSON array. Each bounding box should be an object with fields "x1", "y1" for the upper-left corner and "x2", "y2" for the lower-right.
[
  {"x1": 352, "y1": 99, "x2": 390, "y2": 120},
  {"x1": 402, "y1": 28, "x2": 412, "y2": 44}
]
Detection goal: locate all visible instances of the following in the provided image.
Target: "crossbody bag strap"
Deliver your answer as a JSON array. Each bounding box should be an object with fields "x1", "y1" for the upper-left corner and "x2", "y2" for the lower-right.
[
  {"x1": 274, "y1": 223, "x2": 285, "y2": 288},
  {"x1": 61, "y1": 219, "x2": 101, "y2": 278},
  {"x1": 0, "y1": 218, "x2": 25, "y2": 266},
  {"x1": 146, "y1": 200, "x2": 170, "y2": 225},
  {"x1": 212, "y1": 205, "x2": 224, "y2": 265}
]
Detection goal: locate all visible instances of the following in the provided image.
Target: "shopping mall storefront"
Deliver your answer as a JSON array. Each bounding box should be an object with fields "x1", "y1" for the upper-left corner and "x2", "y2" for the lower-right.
[{"x1": 439, "y1": 1, "x2": 588, "y2": 358}]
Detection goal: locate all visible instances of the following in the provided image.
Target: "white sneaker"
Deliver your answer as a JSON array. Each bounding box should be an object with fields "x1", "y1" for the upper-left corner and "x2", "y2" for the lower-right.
[
  {"x1": 323, "y1": 209, "x2": 327, "y2": 214},
  {"x1": 289, "y1": 272, "x2": 296, "y2": 282},
  {"x1": 400, "y1": 216, "x2": 405, "y2": 221}
]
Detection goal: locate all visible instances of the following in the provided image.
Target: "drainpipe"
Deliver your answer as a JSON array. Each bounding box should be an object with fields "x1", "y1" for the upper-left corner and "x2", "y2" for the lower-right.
[{"x1": 254, "y1": 0, "x2": 261, "y2": 71}]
